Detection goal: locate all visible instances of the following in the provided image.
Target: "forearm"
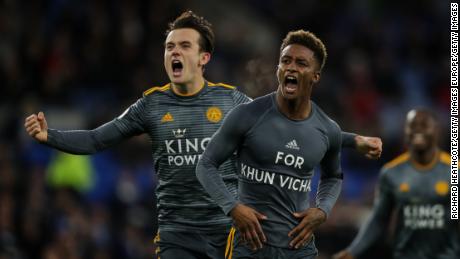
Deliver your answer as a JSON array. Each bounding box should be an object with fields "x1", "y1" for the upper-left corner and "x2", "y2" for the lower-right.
[
  {"x1": 347, "y1": 211, "x2": 386, "y2": 257},
  {"x1": 196, "y1": 155, "x2": 238, "y2": 215},
  {"x1": 316, "y1": 177, "x2": 342, "y2": 217},
  {"x1": 46, "y1": 121, "x2": 125, "y2": 155},
  {"x1": 341, "y1": 131, "x2": 357, "y2": 148},
  {"x1": 348, "y1": 174, "x2": 392, "y2": 257}
]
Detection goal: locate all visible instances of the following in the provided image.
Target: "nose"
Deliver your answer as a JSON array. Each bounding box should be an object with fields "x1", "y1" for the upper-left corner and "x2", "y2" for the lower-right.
[
  {"x1": 167, "y1": 45, "x2": 181, "y2": 57},
  {"x1": 172, "y1": 52, "x2": 180, "y2": 59},
  {"x1": 171, "y1": 48, "x2": 180, "y2": 57},
  {"x1": 285, "y1": 62, "x2": 297, "y2": 72},
  {"x1": 412, "y1": 124, "x2": 424, "y2": 133}
]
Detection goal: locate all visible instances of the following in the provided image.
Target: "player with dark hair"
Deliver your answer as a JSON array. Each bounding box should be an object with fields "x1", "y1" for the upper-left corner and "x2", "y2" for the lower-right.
[
  {"x1": 25, "y1": 12, "x2": 381, "y2": 259},
  {"x1": 196, "y1": 29, "x2": 353, "y2": 258},
  {"x1": 166, "y1": 10, "x2": 214, "y2": 53},
  {"x1": 333, "y1": 109, "x2": 459, "y2": 259}
]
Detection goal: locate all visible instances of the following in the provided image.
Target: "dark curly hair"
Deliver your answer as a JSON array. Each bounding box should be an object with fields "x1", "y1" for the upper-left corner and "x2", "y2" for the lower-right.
[
  {"x1": 280, "y1": 30, "x2": 327, "y2": 71},
  {"x1": 166, "y1": 11, "x2": 215, "y2": 54}
]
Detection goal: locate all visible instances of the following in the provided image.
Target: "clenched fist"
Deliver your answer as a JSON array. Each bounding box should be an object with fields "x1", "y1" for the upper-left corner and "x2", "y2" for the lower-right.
[{"x1": 24, "y1": 111, "x2": 48, "y2": 142}]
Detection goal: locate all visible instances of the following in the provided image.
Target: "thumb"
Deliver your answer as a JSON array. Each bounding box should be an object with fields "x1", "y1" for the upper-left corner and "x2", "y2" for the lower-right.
[
  {"x1": 254, "y1": 210, "x2": 267, "y2": 220},
  {"x1": 37, "y1": 111, "x2": 44, "y2": 120},
  {"x1": 37, "y1": 111, "x2": 48, "y2": 130},
  {"x1": 293, "y1": 211, "x2": 308, "y2": 218}
]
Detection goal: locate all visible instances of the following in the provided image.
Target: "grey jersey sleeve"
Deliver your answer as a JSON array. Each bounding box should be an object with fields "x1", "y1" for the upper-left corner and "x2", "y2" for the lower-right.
[
  {"x1": 112, "y1": 98, "x2": 147, "y2": 136},
  {"x1": 45, "y1": 98, "x2": 147, "y2": 155},
  {"x1": 316, "y1": 123, "x2": 343, "y2": 217},
  {"x1": 341, "y1": 131, "x2": 357, "y2": 148},
  {"x1": 347, "y1": 170, "x2": 394, "y2": 256},
  {"x1": 232, "y1": 89, "x2": 252, "y2": 105},
  {"x1": 46, "y1": 121, "x2": 125, "y2": 154},
  {"x1": 196, "y1": 104, "x2": 252, "y2": 215}
]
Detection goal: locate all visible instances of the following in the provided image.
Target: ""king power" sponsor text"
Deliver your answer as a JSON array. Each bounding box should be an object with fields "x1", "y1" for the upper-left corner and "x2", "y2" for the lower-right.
[{"x1": 165, "y1": 137, "x2": 211, "y2": 166}]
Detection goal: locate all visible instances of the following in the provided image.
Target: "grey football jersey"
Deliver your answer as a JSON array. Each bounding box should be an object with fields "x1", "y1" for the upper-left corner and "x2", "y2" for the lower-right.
[
  {"x1": 45, "y1": 83, "x2": 356, "y2": 235},
  {"x1": 197, "y1": 93, "x2": 343, "y2": 248},
  {"x1": 348, "y1": 151, "x2": 460, "y2": 259},
  {"x1": 114, "y1": 82, "x2": 251, "y2": 232}
]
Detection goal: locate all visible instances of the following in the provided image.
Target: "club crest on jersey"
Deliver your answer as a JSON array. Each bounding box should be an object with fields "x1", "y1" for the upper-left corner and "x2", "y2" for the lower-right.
[
  {"x1": 161, "y1": 112, "x2": 174, "y2": 123},
  {"x1": 172, "y1": 129, "x2": 186, "y2": 138},
  {"x1": 399, "y1": 182, "x2": 410, "y2": 193},
  {"x1": 285, "y1": 139, "x2": 300, "y2": 150},
  {"x1": 434, "y1": 181, "x2": 449, "y2": 196},
  {"x1": 206, "y1": 107, "x2": 222, "y2": 123}
]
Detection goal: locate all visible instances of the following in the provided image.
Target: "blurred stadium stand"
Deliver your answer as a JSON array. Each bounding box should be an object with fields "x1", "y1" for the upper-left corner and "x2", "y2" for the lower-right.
[{"x1": 0, "y1": 0, "x2": 450, "y2": 258}]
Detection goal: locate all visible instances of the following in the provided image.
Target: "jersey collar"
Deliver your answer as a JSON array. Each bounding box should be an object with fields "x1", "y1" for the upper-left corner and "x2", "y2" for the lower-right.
[
  {"x1": 409, "y1": 149, "x2": 440, "y2": 171},
  {"x1": 170, "y1": 81, "x2": 208, "y2": 99}
]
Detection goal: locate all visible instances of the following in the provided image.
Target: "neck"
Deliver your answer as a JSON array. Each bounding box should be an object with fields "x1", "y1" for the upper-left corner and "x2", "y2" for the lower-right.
[
  {"x1": 275, "y1": 88, "x2": 312, "y2": 120},
  {"x1": 409, "y1": 146, "x2": 439, "y2": 165},
  {"x1": 171, "y1": 76, "x2": 205, "y2": 96}
]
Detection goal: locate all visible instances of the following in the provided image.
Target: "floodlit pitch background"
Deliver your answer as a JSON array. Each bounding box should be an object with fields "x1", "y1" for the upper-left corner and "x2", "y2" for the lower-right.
[{"x1": 0, "y1": 0, "x2": 451, "y2": 258}]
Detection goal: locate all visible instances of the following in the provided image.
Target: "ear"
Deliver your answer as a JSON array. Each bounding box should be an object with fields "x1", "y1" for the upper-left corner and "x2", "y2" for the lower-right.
[
  {"x1": 312, "y1": 71, "x2": 321, "y2": 84},
  {"x1": 276, "y1": 66, "x2": 281, "y2": 83},
  {"x1": 199, "y1": 52, "x2": 211, "y2": 66}
]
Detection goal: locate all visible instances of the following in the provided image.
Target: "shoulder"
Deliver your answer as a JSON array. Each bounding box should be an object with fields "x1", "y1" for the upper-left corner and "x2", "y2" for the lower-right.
[
  {"x1": 207, "y1": 82, "x2": 238, "y2": 96},
  {"x1": 439, "y1": 151, "x2": 451, "y2": 166},
  {"x1": 312, "y1": 102, "x2": 341, "y2": 135},
  {"x1": 377, "y1": 153, "x2": 410, "y2": 188},
  {"x1": 221, "y1": 93, "x2": 274, "y2": 135},
  {"x1": 225, "y1": 93, "x2": 273, "y2": 123},
  {"x1": 208, "y1": 81, "x2": 237, "y2": 91},
  {"x1": 208, "y1": 82, "x2": 251, "y2": 103},
  {"x1": 239, "y1": 92, "x2": 273, "y2": 113},
  {"x1": 382, "y1": 152, "x2": 410, "y2": 173},
  {"x1": 143, "y1": 83, "x2": 171, "y2": 97}
]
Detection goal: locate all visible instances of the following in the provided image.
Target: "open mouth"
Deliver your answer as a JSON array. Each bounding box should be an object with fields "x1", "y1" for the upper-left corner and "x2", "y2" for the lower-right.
[
  {"x1": 412, "y1": 133, "x2": 426, "y2": 145},
  {"x1": 172, "y1": 60, "x2": 183, "y2": 77},
  {"x1": 284, "y1": 75, "x2": 298, "y2": 94}
]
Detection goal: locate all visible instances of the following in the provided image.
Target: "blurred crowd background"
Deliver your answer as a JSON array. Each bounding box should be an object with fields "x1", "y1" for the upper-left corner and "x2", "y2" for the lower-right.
[{"x1": 0, "y1": 0, "x2": 451, "y2": 258}]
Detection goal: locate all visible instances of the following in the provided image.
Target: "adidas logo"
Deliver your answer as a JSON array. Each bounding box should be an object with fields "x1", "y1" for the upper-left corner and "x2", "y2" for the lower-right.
[
  {"x1": 285, "y1": 140, "x2": 300, "y2": 150},
  {"x1": 161, "y1": 112, "x2": 174, "y2": 123},
  {"x1": 172, "y1": 129, "x2": 186, "y2": 138}
]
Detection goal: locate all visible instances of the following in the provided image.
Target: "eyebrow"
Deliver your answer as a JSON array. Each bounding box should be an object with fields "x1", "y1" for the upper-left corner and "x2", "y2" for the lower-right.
[
  {"x1": 281, "y1": 55, "x2": 308, "y2": 62},
  {"x1": 295, "y1": 58, "x2": 307, "y2": 62},
  {"x1": 165, "y1": 40, "x2": 192, "y2": 46}
]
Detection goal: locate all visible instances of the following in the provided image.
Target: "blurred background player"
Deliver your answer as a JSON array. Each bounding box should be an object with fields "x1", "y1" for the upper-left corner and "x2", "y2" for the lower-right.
[
  {"x1": 196, "y1": 30, "x2": 363, "y2": 259},
  {"x1": 333, "y1": 109, "x2": 459, "y2": 259},
  {"x1": 23, "y1": 11, "x2": 381, "y2": 259}
]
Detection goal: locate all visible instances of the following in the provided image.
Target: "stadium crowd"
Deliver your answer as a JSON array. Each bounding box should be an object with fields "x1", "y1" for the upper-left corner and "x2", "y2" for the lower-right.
[{"x1": 0, "y1": 0, "x2": 450, "y2": 258}]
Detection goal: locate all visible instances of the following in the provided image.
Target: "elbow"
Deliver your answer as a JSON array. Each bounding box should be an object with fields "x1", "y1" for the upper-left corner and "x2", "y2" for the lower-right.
[
  {"x1": 195, "y1": 160, "x2": 204, "y2": 182},
  {"x1": 68, "y1": 149, "x2": 97, "y2": 155},
  {"x1": 195, "y1": 157, "x2": 209, "y2": 184}
]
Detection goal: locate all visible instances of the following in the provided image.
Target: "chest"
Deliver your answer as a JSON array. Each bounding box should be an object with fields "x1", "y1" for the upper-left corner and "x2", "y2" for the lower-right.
[
  {"x1": 241, "y1": 114, "x2": 329, "y2": 174},
  {"x1": 391, "y1": 166, "x2": 450, "y2": 205},
  {"x1": 148, "y1": 98, "x2": 234, "y2": 142}
]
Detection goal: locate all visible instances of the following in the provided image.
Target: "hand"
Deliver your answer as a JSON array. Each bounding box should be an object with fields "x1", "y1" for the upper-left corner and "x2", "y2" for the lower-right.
[
  {"x1": 355, "y1": 135, "x2": 382, "y2": 159},
  {"x1": 288, "y1": 208, "x2": 326, "y2": 249},
  {"x1": 332, "y1": 250, "x2": 354, "y2": 259},
  {"x1": 24, "y1": 112, "x2": 48, "y2": 142},
  {"x1": 230, "y1": 203, "x2": 267, "y2": 251}
]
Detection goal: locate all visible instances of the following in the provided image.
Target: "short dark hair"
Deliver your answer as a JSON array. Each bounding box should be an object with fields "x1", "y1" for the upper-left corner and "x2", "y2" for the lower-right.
[
  {"x1": 407, "y1": 108, "x2": 439, "y2": 124},
  {"x1": 166, "y1": 11, "x2": 215, "y2": 54},
  {"x1": 280, "y1": 30, "x2": 327, "y2": 71}
]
